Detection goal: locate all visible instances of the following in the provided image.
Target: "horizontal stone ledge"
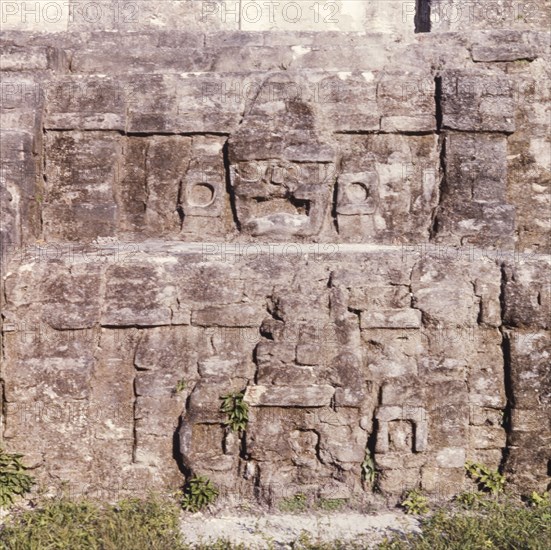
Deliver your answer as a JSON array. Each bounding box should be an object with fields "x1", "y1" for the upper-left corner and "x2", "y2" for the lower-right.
[
  {"x1": 361, "y1": 309, "x2": 422, "y2": 329},
  {"x1": 244, "y1": 385, "x2": 335, "y2": 407}
]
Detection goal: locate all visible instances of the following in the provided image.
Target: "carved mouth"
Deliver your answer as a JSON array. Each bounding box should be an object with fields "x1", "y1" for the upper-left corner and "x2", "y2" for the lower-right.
[{"x1": 246, "y1": 213, "x2": 310, "y2": 236}]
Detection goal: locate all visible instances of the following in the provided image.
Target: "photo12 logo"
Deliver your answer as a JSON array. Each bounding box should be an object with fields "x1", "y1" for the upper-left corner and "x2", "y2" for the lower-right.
[
  {"x1": 1, "y1": 1, "x2": 139, "y2": 25},
  {"x1": 200, "y1": 1, "x2": 340, "y2": 25}
]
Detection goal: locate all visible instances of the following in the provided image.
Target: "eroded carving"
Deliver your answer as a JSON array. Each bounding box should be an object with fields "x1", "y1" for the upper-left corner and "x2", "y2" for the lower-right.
[{"x1": 228, "y1": 74, "x2": 337, "y2": 237}]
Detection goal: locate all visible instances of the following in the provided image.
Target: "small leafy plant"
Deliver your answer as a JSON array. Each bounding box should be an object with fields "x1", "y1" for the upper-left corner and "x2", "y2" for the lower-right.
[
  {"x1": 180, "y1": 475, "x2": 218, "y2": 513},
  {"x1": 465, "y1": 461, "x2": 506, "y2": 495},
  {"x1": 278, "y1": 493, "x2": 308, "y2": 513},
  {"x1": 401, "y1": 489, "x2": 429, "y2": 515},
  {"x1": 0, "y1": 448, "x2": 35, "y2": 508},
  {"x1": 527, "y1": 490, "x2": 550, "y2": 508},
  {"x1": 172, "y1": 379, "x2": 187, "y2": 395},
  {"x1": 316, "y1": 498, "x2": 347, "y2": 512},
  {"x1": 361, "y1": 449, "x2": 376, "y2": 485},
  {"x1": 455, "y1": 491, "x2": 487, "y2": 510},
  {"x1": 220, "y1": 391, "x2": 249, "y2": 432}
]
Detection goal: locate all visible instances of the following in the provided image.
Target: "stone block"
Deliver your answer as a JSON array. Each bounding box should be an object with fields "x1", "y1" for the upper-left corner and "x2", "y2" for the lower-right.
[
  {"x1": 43, "y1": 131, "x2": 120, "y2": 241},
  {"x1": 507, "y1": 329, "x2": 551, "y2": 409},
  {"x1": 244, "y1": 385, "x2": 335, "y2": 408},
  {"x1": 192, "y1": 304, "x2": 264, "y2": 327},
  {"x1": 378, "y1": 468, "x2": 420, "y2": 495},
  {"x1": 101, "y1": 265, "x2": 173, "y2": 326},
  {"x1": 336, "y1": 134, "x2": 439, "y2": 242},
  {"x1": 360, "y1": 309, "x2": 422, "y2": 329},
  {"x1": 198, "y1": 357, "x2": 242, "y2": 380},
  {"x1": 45, "y1": 76, "x2": 126, "y2": 130},
  {"x1": 440, "y1": 70, "x2": 516, "y2": 132},
  {"x1": 41, "y1": 266, "x2": 101, "y2": 329},
  {"x1": 471, "y1": 31, "x2": 542, "y2": 62},
  {"x1": 296, "y1": 344, "x2": 322, "y2": 366},
  {"x1": 381, "y1": 378, "x2": 425, "y2": 406},
  {"x1": 503, "y1": 262, "x2": 551, "y2": 329},
  {"x1": 435, "y1": 447, "x2": 466, "y2": 469},
  {"x1": 469, "y1": 426, "x2": 507, "y2": 450}
]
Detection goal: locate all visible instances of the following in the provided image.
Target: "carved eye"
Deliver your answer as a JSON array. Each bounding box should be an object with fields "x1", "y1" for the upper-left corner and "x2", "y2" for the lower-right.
[
  {"x1": 348, "y1": 182, "x2": 370, "y2": 203},
  {"x1": 188, "y1": 183, "x2": 215, "y2": 207}
]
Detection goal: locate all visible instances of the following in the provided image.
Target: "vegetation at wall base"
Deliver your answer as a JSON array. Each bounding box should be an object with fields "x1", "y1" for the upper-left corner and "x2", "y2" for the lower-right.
[
  {"x1": 0, "y1": 492, "x2": 549, "y2": 549},
  {"x1": 0, "y1": 448, "x2": 34, "y2": 509},
  {"x1": 379, "y1": 495, "x2": 551, "y2": 550},
  {"x1": 0, "y1": 497, "x2": 187, "y2": 550},
  {"x1": 180, "y1": 475, "x2": 219, "y2": 513}
]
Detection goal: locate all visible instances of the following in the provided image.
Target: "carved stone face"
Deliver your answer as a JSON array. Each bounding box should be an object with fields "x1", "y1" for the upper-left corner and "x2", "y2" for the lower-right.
[
  {"x1": 227, "y1": 74, "x2": 337, "y2": 238},
  {"x1": 230, "y1": 159, "x2": 335, "y2": 237}
]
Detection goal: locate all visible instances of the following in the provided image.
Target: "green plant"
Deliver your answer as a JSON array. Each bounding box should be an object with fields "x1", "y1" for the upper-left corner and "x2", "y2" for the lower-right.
[
  {"x1": 173, "y1": 378, "x2": 187, "y2": 395},
  {"x1": 278, "y1": 493, "x2": 308, "y2": 513},
  {"x1": 527, "y1": 490, "x2": 550, "y2": 508},
  {"x1": 220, "y1": 391, "x2": 249, "y2": 432},
  {"x1": 379, "y1": 497, "x2": 551, "y2": 549},
  {"x1": 454, "y1": 491, "x2": 488, "y2": 510},
  {"x1": 0, "y1": 447, "x2": 34, "y2": 508},
  {"x1": 465, "y1": 461, "x2": 506, "y2": 495},
  {"x1": 401, "y1": 489, "x2": 429, "y2": 515},
  {"x1": 0, "y1": 496, "x2": 187, "y2": 549},
  {"x1": 181, "y1": 475, "x2": 219, "y2": 513},
  {"x1": 361, "y1": 449, "x2": 376, "y2": 484},
  {"x1": 316, "y1": 498, "x2": 347, "y2": 512}
]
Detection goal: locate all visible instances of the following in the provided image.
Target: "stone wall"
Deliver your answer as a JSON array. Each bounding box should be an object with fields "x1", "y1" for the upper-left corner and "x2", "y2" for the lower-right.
[{"x1": 1, "y1": 2, "x2": 550, "y2": 504}]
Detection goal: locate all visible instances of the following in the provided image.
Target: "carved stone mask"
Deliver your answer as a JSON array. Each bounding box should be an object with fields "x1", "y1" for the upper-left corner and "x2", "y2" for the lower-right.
[{"x1": 228, "y1": 75, "x2": 336, "y2": 237}]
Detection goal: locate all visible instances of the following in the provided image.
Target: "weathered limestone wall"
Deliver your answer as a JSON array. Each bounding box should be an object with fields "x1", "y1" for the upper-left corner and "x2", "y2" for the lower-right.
[{"x1": 1, "y1": 2, "x2": 550, "y2": 503}]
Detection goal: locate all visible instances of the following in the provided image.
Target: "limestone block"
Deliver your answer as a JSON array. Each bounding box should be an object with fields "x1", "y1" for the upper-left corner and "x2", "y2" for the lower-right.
[
  {"x1": 435, "y1": 447, "x2": 466, "y2": 469},
  {"x1": 316, "y1": 73, "x2": 379, "y2": 132},
  {"x1": 101, "y1": 264, "x2": 173, "y2": 326},
  {"x1": 45, "y1": 76, "x2": 127, "y2": 131},
  {"x1": 244, "y1": 385, "x2": 335, "y2": 407},
  {"x1": 471, "y1": 31, "x2": 544, "y2": 62},
  {"x1": 133, "y1": 326, "x2": 204, "y2": 373},
  {"x1": 507, "y1": 330, "x2": 551, "y2": 409},
  {"x1": 0, "y1": 129, "x2": 40, "y2": 245},
  {"x1": 192, "y1": 304, "x2": 264, "y2": 327},
  {"x1": 135, "y1": 396, "x2": 182, "y2": 436},
  {"x1": 503, "y1": 262, "x2": 551, "y2": 329},
  {"x1": 295, "y1": 343, "x2": 323, "y2": 366},
  {"x1": 198, "y1": 357, "x2": 243, "y2": 380},
  {"x1": 428, "y1": 403, "x2": 469, "y2": 449},
  {"x1": 4, "y1": 356, "x2": 93, "y2": 402},
  {"x1": 41, "y1": 265, "x2": 101, "y2": 329},
  {"x1": 421, "y1": 467, "x2": 465, "y2": 497},
  {"x1": 180, "y1": 136, "x2": 227, "y2": 228},
  {"x1": 336, "y1": 134, "x2": 439, "y2": 242},
  {"x1": 334, "y1": 388, "x2": 366, "y2": 408},
  {"x1": 469, "y1": 426, "x2": 507, "y2": 450},
  {"x1": 435, "y1": 132, "x2": 515, "y2": 247},
  {"x1": 378, "y1": 468, "x2": 420, "y2": 495},
  {"x1": 348, "y1": 285, "x2": 410, "y2": 311},
  {"x1": 376, "y1": 453, "x2": 428, "y2": 470},
  {"x1": 411, "y1": 258, "x2": 479, "y2": 327},
  {"x1": 381, "y1": 378, "x2": 425, "y2": 407},
  {"x1": 443, "y1": 133, "x2": 508, "y2": 203},
  {"x1": 440, "y1": 70, "x2": 516, "y2": 132},
  {"x1": 187, "y1": 382, "x2": 230, "y2": 424},
  {"x1": 360, "y1": 309, "x2": 422, "y2": 329},
  {"x1": 1, "y1": 44, "x2": 49, "y2": 71},
  {"x1": 318, "y1": 424, "x2": 366, "y2": 465},
  {"x1": 377, "y1": 70, "x2": 435, "y2": 132},
  {"x1": 43, "y1": 131, "x2": 120, "y2": 240}
]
